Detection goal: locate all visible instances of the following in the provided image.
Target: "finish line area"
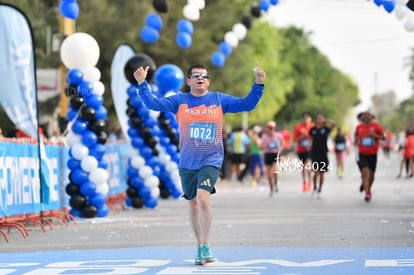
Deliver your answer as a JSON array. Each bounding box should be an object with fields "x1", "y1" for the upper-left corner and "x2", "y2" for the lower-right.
[{"x1": 1, "y1": 247, "x2": 413, "y2": 275}]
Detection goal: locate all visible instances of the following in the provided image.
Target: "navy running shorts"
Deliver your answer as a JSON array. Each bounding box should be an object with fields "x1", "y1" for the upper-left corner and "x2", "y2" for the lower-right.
[{"x1": 179, "y1": 166, "x2": 220, "y2": 200}]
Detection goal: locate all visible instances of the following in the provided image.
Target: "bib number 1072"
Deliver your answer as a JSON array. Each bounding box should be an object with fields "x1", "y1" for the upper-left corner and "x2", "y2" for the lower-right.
[{"x1": 189, "y1": 122, "x2": 216, "y2": 142}]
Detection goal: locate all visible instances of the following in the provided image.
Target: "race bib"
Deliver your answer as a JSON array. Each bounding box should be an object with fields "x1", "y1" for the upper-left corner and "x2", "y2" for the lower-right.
[
  {"x1": 361, "y1": 137, "x2": 374, "y2": 147},
  {"x1": 301, "y1": 139, "x2": 309, "y2": 147},
  {"x1": 189, "y1": 122, "x2": 216, "y2": 142},
  {"x1": 268, "y1": 140, "x2": 279, "y2": 150},
  {"x1": 336, "y1": 142, "x2": 346, "y2": 151}
]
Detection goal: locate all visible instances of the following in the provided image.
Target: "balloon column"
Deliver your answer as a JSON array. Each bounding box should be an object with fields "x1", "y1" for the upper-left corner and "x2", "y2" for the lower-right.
[
  {"x1": 372, "y1": 0, "x2": 414, "y2": 32},
  {"x1": 59, "y1": 0, "x2": 79, "y2": 20},
  {"x1": 210, "y1": 0, "x2": 280, "y2": 67},
  {"x1": 140, "y1": 13, "x2": 163, "y2": 44},
  {"x1": 123, "y1": 53, "x2": 165, "y2": 208},
  {"x1": 60, "y1": 32, "x2": 110, "y2": 219}
]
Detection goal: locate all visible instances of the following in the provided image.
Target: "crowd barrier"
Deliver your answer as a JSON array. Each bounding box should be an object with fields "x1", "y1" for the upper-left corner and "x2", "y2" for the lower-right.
[{"x1": 0, "y1": 139, "x2": 129, "y2": 242}]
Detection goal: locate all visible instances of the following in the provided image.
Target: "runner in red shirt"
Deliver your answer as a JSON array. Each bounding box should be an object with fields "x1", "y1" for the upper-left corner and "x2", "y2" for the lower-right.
[
  {"x1": 293, "y1": 112, "x2": 315, "y2": 192},
  {"x1": 354, "y1": 111, "x2": 385, "y2": 202}
]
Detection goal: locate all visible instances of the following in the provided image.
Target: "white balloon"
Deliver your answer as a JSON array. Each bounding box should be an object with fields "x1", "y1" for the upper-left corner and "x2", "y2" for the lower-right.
[
  {"x1": 150, "y1": 187, "x2": 160, "y2": 198},
  {"x1": 96, "y1": 182, "x2": 109, "y2": 196},
  {"x1": 80, "y1": 156, "x2": 99, "y2": 172},
  {"x1": 71, "y1": 144, "x2": 89, "y2": 160},
  {"x1": 404, "y1": 19, "x2": 414, "y2": 32},
  {"x1": 89, "y1": 168, "x2": 109, "y2": 184},
  {"x1": 92, "y1": 81, "x2": 105, "y2": 95},
  {"x1": 394, "y1": 4, "x2": 407, "y2": 20},
  {"x1": 183, "y1": 4, "x2": 200, "y2": 21},
  {"x1": 139, "y1": 165, "x2": 153, "y2": 179},
  {"x1": 149, "y1": 110, "x2": 160, "y2": 119},
  {"x1": 81, "y1": 67, "x2": 101, "y2": 82},
  {"x1": 165, "y1": 161, "x2": 178, "y2": 173},
  {"x1": 188, "y1": 0, "x2": 205, "y2": 10},
  {"x1": 66, "y1": 131, "x2": 82, "y2": 146},
  {"x1": 232, "y1": 23, "x2": 247, "y2": 40},
  {"x1": 159, "y1": 152, "x2": 171, "y2": 164},
  {"x1": 145, "y1": 175, "x2": 160, "y2": 188},
  {"x1": 131, "y1": 155, "x2": 146, "y2": 169},
  {"x1": 224, "y1": 31, "x2": 239, "y2": 48},
  {"x1": 127, "y1": 146, "x2": 139, "y2": 157},
  {"x1": 396, "y1": 0, "x2": 408, "y2": 4},
  {"x1": 60, "y1": 32, "x2": 100, "y2": 69}
]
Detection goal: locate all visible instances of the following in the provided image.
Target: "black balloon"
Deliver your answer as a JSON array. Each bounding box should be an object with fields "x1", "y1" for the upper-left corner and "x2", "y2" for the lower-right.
[
  {"x1": 82, "y1": 204, "x2": 98, "y2": 218},
  {"x1": 241, "y1": 15, "x2": 252, "y2": 29},
  {"x1": 65, "y1": 84, "x2": 78, "y2": 97},
  {"x1": 70, "y1": 96, "x2": 85, "y2": 109},
  {"x1": 126, "y1": 106, "x2": 137, "y2": 117},
  {"x1": 65, "y1": 182, "x2": 80, "y2": 196},
  {"x1": 89, "y1": 119, "x2": 106, "y2": 134},
  {"x1": 165, "y1": 127, "x2": 177, "y2": 139},
  {"x1": 97, "y1": 131, "x2": 108, "y2": 144},
  {"x1": 127, "y1": 186, "x2": 139, "y2": 198},
  {"x1": 131, "y1": 197, "x2": 144, "y2": 208},
  {"x1": 146, "y1": 136, "x2": 158, "y2": 148},
  {"x1": 139, "y1": 127, "x2": 152, "y2": 139},
  {"x1": 69, "y1": 194, "x2": 87, "y2": 209},
  {"x1": 152, "y1": 0, "x2": 168, "y2": 13},
  {"x1": 152, "y1": 148, "x2": 159, "y2": 156},
  {"x1": 124, "y1": 53, "x2": 157, "y2": 84},
  {"x1": 158, "y1": 118, "x2": 170, "y2": 128},
  {"x1": 250, "y1": 6, "x2": 261, "y2": 18},
  {"x1": 408, "y1": 0, "x2": 414, "y2": 11},
  {"x1": 80, "y1": 106, "x2": 96, "y2": 122},
  {"x1": 130, "y1": 116, "x2": 143, "y2": 128},
  {"x1": 160, "y1": 188, "x2": 170, "y2": 199}
]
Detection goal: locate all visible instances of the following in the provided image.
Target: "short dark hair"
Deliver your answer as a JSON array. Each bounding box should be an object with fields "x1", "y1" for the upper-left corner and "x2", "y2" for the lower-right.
[
  {"x1": 302, "y1": 112, "x2": 311, "y2": 118},
  {"x1": 187, "y1": 64, "x2": 209, "y2": 78}
]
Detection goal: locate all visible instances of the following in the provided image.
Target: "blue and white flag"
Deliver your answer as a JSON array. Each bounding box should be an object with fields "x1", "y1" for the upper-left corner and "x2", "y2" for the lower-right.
[
  {"x1": 111, "y1": 44, "x2": 135, "y2": 139},
  {"x1": 0, "y1": 4, "x2": 50, "y2": 203}
]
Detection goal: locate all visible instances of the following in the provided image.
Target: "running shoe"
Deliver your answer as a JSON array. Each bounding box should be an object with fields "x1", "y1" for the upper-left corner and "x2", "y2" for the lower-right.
[
  {"x1": 365, "y1": 192, "x2": 371, "y2": 202},
  {"x1": 359, "y1": 183, "x2": 363, "y2": 193},
  {"x1": 201, "y1": 243, "x2": 217, "y2": 263},
  {"x1": 194, "y1": 245, "x2": 206, "y2": 265}
]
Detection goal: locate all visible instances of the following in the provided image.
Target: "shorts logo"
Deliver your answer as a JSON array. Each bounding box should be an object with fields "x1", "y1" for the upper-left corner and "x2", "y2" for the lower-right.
[{"x1": 200, "y1": 179, "x2": 211, "y2": 187}]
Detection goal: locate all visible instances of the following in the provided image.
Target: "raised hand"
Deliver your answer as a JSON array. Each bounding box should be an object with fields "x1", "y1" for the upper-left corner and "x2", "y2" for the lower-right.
[
  {"x1": 254, "y1": 62, "x2": 266, "y2": 85},
  {"x1": 133, "y1": 66, "x2": 150, "y2": 85}
]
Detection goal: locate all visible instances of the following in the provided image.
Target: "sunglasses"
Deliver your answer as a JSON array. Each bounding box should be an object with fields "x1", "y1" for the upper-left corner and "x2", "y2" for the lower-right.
[{"x1": 189, "y1": 72, "x2": 209, "y2": 79}]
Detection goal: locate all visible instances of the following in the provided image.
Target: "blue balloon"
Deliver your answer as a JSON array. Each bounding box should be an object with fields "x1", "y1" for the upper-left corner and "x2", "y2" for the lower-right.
[
  {"x1": 80, "y1": 181, "x2": 96, "y2": 197},
  {"x1": 139, "y1": 186, "x2": 152, "y2": 199},
  {"x1": 127, "y1": 127, "x2": 139, "y2": 138},
  {"x1": 129, "y1": 94, "x2": 143, "y2": 108},
  {"x1": 147, "y1": 156, "x2": 160, "y2": 168},
  {"x1": 131, "y1": 136, "x2": 145, "y2": 148},
  {"x1": 95, "y1": 106, "x2": 108, "y2": 120},
  {"x1": 98, "y1": 158, "x2": 108, "y2": 169},
  {"x1": 67, "y1": 69, "x2": 83, "y2": 85},
  {"x1": 152, "y1": 166, "x2": 161, "y2": 177},
  {"x1": 81, "y1": 130, "x2": 98, "y2": 147},
  {"x1": 66, "y1": 108, "x2": 78, "y2": 121},
  {"x1": 85, "y1": 94, "x2": 104, "y2": 109},
  {"x1": 78, "y1": 81, "x2": 94, "y2": 97},
  {"x1": 271, "y1": 0, "x2": 279, "y2": 5},
  {"x1": 166, "y1": 144, "x2": 178, "y2": 155},
  {"x1": 67, "y1": 158, "x2": 81, "y2": 170},
  {"x1": 89, "y1": 193, "x2": 106, "y2": 208},
  {"x1": 138, "y1": 107, "x2": 150, "y2": 118},
  {"x1": 211, "y1": 51, "x2": 225, "y2": 67},
  {"x1": 176, "y1": 32, "x2": 192, "y2": 49},
  {"x1": 89, "y1": 143, "x2": 106, "y2": 159},
  {"x1": 159, "y1": 136, "x2": 170, "y2": 146},
  {"x1": 144, "y1": 197, "x2": 158, "y2": 208},
  {"x1": 70, "y1": 168, "x2": 89, "y2": 184},
  {"x1": 146, "y1": 13, "x2": 163, "y2": 30},
  {"x1": 154, "y1": 64, "x2": 185, "y2": 94},
  {"x1": 72, "y1": 118, "x2": 88, "y2": 134},
  {"x1": 176, "y1": 19, "x2": 194, "y2": 34},
  {"x1": 140, "y1": 26, "x2": 160, "y2": 43},
  {"x1": 144, "y1": 117, "x2": 157, "y2": 128},
  {"x1": 383, "y1": 0, "x2": 395, "y2": 13},
  {"x1": 127, "y1": 167, "x2": 139, "y2": 178},
  {"x1": 373, "y1": 0, "x2": 383, "y2": 6},
  {"x1": 152, "y1": 125, "x2": 161, "y2": 137},
  {"x1": 97, "y1": 204, "x2": 109, "y2": 217},
  {"x1": 130, "y1": 176, "x2": 145, "y2": 189},
  {"x1": 171, "y1": 188, "x2": 182, "y2": 199},
  {"x1": 127, "y1": 85, "x2": 139, "y2": 97},
  {"x1": 69, "y1": 208, "x2": 81, "y2": 217},
  {"x1": 219, "y1": 41, "x2": 232, "y2": 57},
  {"x1": 260, "y1": 0, "x2": 271, "y2": 11},
  {"x1": 140, "y1": 146, "x2": 153, "y2": 160},
  {"x1": 59, "y1": 1, "x2": 79, "y2": 20}
]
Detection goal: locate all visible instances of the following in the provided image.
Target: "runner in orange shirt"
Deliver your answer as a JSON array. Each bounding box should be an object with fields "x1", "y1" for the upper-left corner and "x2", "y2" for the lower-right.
[{"x1": 293, "y1": 112, "x2": 315, "y2": 192}]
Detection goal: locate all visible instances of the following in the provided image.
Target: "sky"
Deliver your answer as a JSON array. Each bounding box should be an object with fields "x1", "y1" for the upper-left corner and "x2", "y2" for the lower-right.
[{"x1": 266, "y1": 0, "x2": 414, "y2": 112}]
